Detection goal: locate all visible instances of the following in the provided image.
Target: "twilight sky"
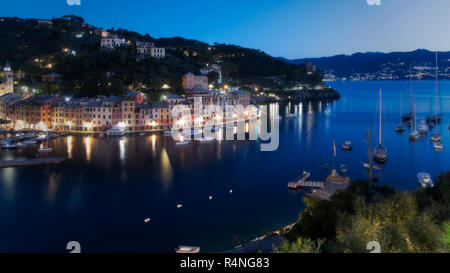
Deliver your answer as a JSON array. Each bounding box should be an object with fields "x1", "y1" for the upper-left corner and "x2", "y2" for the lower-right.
[{"x1": 1, "y1": 0, "x2": 450, "y2": 59}]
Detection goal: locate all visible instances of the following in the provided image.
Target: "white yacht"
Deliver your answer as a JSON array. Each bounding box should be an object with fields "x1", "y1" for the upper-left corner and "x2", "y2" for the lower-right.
[
  {"x1": 106, "y1": 127, "x2": 126, "y2": 136},
  {"x1": 175, "y1": 246, "x2": 200, "y2": 253},
  {"x1": 39, "y1": 147, "x2": 53, "y2": 153},
  {"x1": 417, "y1": 172, "x2": 434, "y2": 188},
  {"x1": 433, "y1": 141, "x2": 443, "y2": 151},
  {"x1": 418, "y1": 119, "x2": 428, "y2": 134},
  {"x1": 409, "y1": 105, "x2": 420, "y2": 140},
  {"x1": 2, "y1": 143, "x2": 18, "y2": 150}
]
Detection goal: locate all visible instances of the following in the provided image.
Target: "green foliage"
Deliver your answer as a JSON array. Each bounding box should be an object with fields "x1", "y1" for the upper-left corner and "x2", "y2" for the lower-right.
[
  {"x1": 279, "y1": 173, "x2": 450, "y2": 253},
  {"x1": 443, "y1": 222, "x2": 450, "y2": 247},
  {"x1": 274, "y1": 237, "x2": 325, "y2": 253}
]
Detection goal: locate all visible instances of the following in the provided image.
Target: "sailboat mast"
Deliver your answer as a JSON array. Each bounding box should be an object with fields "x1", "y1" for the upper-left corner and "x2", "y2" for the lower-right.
[
  {"x1": 409, "y1": 66, "x2": 413, "y2": 114},
  {"x1": 435, "y1": 51, "x2": 438, "y2": 126},
  {"x1": 379, "y1": 89, "x2": 382, "y2": 145},
  {"x1": 400, "y1": 91, "x2": 403, "y2": 121}
]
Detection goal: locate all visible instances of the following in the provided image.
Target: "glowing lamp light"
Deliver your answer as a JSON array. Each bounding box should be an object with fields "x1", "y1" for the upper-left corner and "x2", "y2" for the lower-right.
[{"x1": 161, "y1": 84, "x2": 170, "y2": 89}]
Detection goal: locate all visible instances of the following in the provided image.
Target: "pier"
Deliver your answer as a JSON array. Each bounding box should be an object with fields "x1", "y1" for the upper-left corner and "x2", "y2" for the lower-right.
[
  {"x1": 287, "y1": 180, "x2": 324, "y2": 189},
  {"x1": 0, "y1": 157, "x2": 65, "y2": 168}
]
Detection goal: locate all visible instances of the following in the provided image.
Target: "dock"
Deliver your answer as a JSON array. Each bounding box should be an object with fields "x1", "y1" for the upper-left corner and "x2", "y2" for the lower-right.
[
  {"x1": 0, "y1": 157, "x2": 65, "y2": 168},
  {"x1": 287, "y1": 180, "x2": 324, "y2": 189}
]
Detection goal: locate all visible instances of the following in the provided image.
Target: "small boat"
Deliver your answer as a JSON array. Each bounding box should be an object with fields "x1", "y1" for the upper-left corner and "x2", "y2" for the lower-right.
[
  {"x1": 177, "y1": 204, "x2": 183, "y2": 209},
  {"x1": 340, "y1": 164, "x2": 348, "y2": 174},
  {"x1": 402, "y1": 113, "x2": 413, "y2": 121},
  {"x1": 395, "y1": 124, "x2": 405, "y2": 133},
  {"x1": 176, "y1": 136, "x2": 190, "y2": 146},
  {"x1": 417, "y1": 172, "x2": 434, "y2": 188},
  {"x1": 0, "y1": 140, "x2": 10, "y2": 145},
  {"x1": 176, "y1": 140, "x2": 190, "y2": 145},
  {"x1": 2, "y1": 143, "x2": 18, "y2": 150},
  {"x1": 175, "y1": 246, "x2": 200, "y2": 254},
  {"x1": 198, "y1": 136, "x2": 215, "y2": 142},
  {"x1": 323, "y1": 163, "x2": 329, "y2": 170},
  {"x1": 98, "y1": 133, "x2": 105, "y2": 138},
  {"x1": 433, "y1": 142, "x2": 443, "y2": 151},
  {"x1": 418, "y1": 120, "x2": 428, "y2": 134},
  {"x1": 144, "y1": 218, "x2": 151, "y2": 223},
  {"x1": 285, "y1": 113, "x2": 296, "y2": 118},
  {"x1": 23, "y1": 140, "x2": 37, "y2": 145},
  {"x1": 396, "y1": 92, "x2": 405, "y2": 133},
  {"x1": 139, "y1": 132, "x2": 146, "y2": 136},
  {"x1": 430, "y1": 132, "x2": 442, "y2": 142},
  {"x1": 426, "y1": 114, "x2": 442, "y2": 123},
  {"x1": 409, "y1": 105, "x2": 420, "y2": 140},
  {"x1": 107, "y1": 127, "x2": 126, "y2": 136},
  {"x1": 163, "y1": 130, "x2": 172, "y2": 136},
  {"x1": 341, "y1": 141, "x2": 353, "y2": 151},
  {"x1": 39, "y1": 147, "x2": 53, "y2": 153}
]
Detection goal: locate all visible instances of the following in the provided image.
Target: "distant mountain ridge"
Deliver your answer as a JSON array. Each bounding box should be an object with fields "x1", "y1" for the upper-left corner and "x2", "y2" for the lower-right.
[{"x1": 279, "y1": 49, "x2": 450, "y2": 79}]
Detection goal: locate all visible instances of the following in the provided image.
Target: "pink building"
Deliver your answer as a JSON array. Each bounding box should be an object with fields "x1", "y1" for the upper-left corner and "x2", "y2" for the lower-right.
[{"x1": 182, "y1": 73, "x2": 208, "y2": 91}]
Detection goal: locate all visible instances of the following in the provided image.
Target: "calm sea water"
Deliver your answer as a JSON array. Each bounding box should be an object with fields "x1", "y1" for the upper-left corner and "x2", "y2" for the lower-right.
[{"x1": 0, "y1": 81, "x2": 449, "y2": 253}]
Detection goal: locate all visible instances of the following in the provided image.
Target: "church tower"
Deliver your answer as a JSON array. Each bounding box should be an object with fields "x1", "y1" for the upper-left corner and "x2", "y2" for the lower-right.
[{"x1": 0, "y1": 63, "x2": 14, "y2": 95}]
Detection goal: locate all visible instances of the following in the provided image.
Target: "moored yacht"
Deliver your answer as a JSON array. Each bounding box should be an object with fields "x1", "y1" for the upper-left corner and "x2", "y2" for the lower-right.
[
  {"x1": 429, "y1": 52, "x2": 442, "y2": 144},
  {"x1": 409, "y1": 105, "x2": 420, "y2": 140},
  {"x1": 417, "y1": 172, "x2": 434, "y2": 188},
  {"x1": 433, "y1": 141, "x2": 443, "y2": 151},
  {"x1": 374, "y1": 89, "x2": 388, "y2": 164}
]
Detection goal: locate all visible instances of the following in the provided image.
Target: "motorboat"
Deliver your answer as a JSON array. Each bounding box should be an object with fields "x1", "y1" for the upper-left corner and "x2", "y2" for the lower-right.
[
  {"x1": 106, "y1": 127, "x2": 126, "y2": 136},
  {"x1": 175, "y1": 136, "x2": 190, "y2": 146},
  {"x1": 418, "y1": 120, "x2": 428, "y2": 134},
  {"x1": 417, "y1": 172, "x2": 434, "y2": 188},
  {"x1": 430, "y1": 132, "x2": 442, "y2": 142},
  {"x1": 2, "y1": 143, "x2": 18, "y2": 150},
  {"x1": 395, "y1": 123, "x2": 405, "y2": 133},
  {"x1": 175, "y1": 246, "x2": 200, "y2": 254},
  {"x1": 340, "y1": 164, "x2": 348, "y2": 174},
  {"x1": 39, "y1": 147, "x2": 53, "y2": 153},
  {"x1": 341, "y1": 141, "x2": 353, "y2": 151},
  {"x1": 433, "y1": 142, "x2": 443, "y2": 151},
  {"x1": 285, "y1": 113, "x2": 296, "y2": 118}
]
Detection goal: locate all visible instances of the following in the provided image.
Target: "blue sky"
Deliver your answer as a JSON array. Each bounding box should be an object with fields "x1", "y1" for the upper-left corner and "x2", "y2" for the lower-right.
[{"x1": 1, "y1": 0, "x2": 450, "y2": 59}]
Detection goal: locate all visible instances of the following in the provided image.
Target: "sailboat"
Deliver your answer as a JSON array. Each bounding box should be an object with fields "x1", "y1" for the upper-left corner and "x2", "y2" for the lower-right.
[
  {"x1": 402, "y1": 67, "x2": 414, "y2": 121},
  {"x1": 409, "y1": 105, "x2": 420, "y2": 140},
  {"x1": 418, "y1": 118, "x2": 428, "y2": 134},
  {"x1": 374, "y1": 89, "x2": 387, "y2": 164},
  {"x1": 395, "y1": 91, "x2": 405, "y2": 133},
  {"x1": 430, "y1": 52, "x2": 442, "y2": 143}
]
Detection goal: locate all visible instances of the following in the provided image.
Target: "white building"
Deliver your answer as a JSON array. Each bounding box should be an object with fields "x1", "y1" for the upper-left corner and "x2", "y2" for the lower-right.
[
  {"x1": 200, "y1": 64, "x2": 222, "y2": 84},
  {"x1": 0, "y1": 63, "x2": 14, "y2": 96},
  {"x1": 100, "y1": 35, "x2": 130, "y2": 51},
  {"x1": 136, "y1": 41, "x2": 165, "y2": 59}
]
